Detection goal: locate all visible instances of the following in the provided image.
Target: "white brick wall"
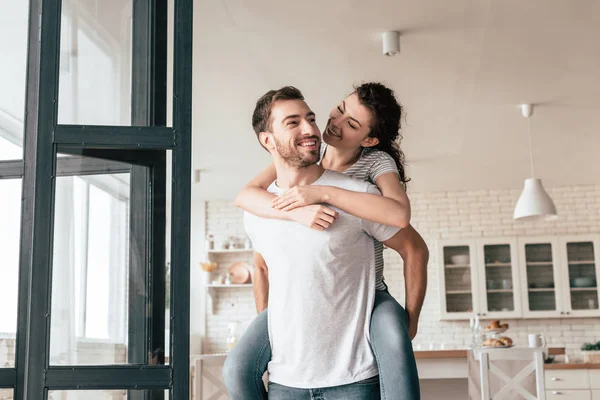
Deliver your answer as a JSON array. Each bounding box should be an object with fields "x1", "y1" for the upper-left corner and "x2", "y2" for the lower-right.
[{"x1": 202, "y1": 185, "x2": 600, "y2": 356}]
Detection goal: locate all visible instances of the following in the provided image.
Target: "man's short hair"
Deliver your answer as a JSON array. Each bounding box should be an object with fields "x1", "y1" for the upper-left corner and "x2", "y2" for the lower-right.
[{"x1": 252, "y1": 86, "x2": 305, "y2": 138}]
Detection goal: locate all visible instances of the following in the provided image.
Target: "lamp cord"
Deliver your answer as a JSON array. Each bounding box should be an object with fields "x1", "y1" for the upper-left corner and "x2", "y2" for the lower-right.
[{"x1": 527, "y1": 118, "x2": 535, "y2": 178}]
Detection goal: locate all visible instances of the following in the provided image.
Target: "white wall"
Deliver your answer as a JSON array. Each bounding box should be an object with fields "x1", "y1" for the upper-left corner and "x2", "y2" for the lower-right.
[
  {"x1": 196, "y1": 184, "x2": 600, "y2": 356},
  {"x1": 0, "y1": 0, "x2": 28, "y2": 122}
]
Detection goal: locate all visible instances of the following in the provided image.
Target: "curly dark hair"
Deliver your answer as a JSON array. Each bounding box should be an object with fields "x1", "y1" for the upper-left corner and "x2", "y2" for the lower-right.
[{"x1": 354, "y1": 82, "x2": 410, "y2": 189}]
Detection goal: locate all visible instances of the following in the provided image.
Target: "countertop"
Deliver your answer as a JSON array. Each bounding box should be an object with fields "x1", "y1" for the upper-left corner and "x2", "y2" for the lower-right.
[
  {"x1": 197, "y1": 347, "x2": 565, "y2": 361},
  {"x1": 545, "y1": 363, "x2": 600, "y2": 370}
]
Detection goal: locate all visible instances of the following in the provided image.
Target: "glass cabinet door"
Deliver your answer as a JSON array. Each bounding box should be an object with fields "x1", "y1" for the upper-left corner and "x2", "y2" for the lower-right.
[
  {"x1": 519, "y1": 238, "x2": 562, "y2": 317},
  {"x1": 561, "y1": 236, "x2": 600, "y2": 316},
  {"x1": 479, "y1": 239, "x2": 521, "y2": 318},
  {"x1": 440, "y1": 243, "x2": 478, "y2": 319}
]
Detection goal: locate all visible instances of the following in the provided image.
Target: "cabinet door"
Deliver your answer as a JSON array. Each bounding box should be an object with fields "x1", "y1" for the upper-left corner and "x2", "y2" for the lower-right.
[
  {"x1": 559, "y1": 235, "x2": 600, "y2": 318},
  {"x1": 476, "y1": 238, "x2": 522, "y2": 319},
  {"x1": 438, "y1": 240, "x2": 479, "y2": 320},
  {"x1": 519, "y1": 237, "x2": 564, "y2": 318}
]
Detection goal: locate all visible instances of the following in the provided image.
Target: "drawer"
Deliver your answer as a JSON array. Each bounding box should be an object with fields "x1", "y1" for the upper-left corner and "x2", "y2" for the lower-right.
[
  {"x1": 591, "y1": 371, "x2": 600, "y2": 389},
  {"x1": 546, "y1": 390, "x2": 591, "y2": 400},
  {"x1": 546, "y1": 370, "x2": 591, "y2": 390},
  {"x1": 592, "y1": 390, "x2": 600, "y2": 400}
]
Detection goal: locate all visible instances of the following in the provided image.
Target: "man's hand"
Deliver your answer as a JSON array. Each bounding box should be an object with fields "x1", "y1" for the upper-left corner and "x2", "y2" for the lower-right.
[
  {"x1": 288, "y1": 205, "x2": 338, "y2": 231},
  {"x1": 407, "y1": 312, "x2": 419, "y2": 340},
  {"x1": 272, "y1": 185, "x2": 327, "y2": 211}
]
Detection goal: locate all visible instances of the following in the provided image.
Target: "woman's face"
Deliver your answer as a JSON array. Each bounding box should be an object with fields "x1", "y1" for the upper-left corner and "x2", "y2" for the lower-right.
[{"x1": 322, "y1": 92, "x2": 378, "y2": 150}]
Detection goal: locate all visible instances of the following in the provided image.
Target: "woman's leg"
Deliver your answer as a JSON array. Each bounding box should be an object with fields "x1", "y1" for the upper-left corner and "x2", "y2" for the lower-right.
[
  {"x1": 370, "y1": 290, "x2": 420, "y2": 400},
  {"x1": 222, "y1": 309, "x2": 271, "y2": 400}
]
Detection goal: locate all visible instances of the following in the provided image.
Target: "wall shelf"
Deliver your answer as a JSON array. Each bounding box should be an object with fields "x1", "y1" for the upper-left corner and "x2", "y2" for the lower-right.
[
  {"x1": 207, "y1": 249, "x2": 254, "y2": 255},
  {"x1": 206, "y1": 284, "x2": 252, "y2": 288}
]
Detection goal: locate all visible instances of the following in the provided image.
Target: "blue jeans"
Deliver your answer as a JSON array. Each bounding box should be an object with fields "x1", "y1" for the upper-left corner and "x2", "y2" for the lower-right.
[
  {"x1": 222, "y1": 291, "x2": 420, "y2": 400},
  {"x1": 268, "y1": 375, "x2": 380, "y2": 399}
]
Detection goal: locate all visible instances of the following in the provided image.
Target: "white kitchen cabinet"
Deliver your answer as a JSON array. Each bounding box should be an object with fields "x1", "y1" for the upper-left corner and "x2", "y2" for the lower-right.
[
  {"x1": 545, "y1": 369, "x2": 600, "y2": 400},
  {"x1": 438, "y1": 240, "x2": 480, "y2": 320},
  {"x1": 438, "y1": 238, "x2": 522, "y2": 320},
  {"x1": 476, "y1": 237, "x2": 523, "y2": 319},
  {"x1": 440, "y1": 235, "x2": 600, "y2": 321},
  {"x1": 519, "y1": 235, "x2": 600, "y2": 318},
  {"x1": 519, "y1": 236, "x2": 564, "y2": 318},
  {"x1": 558, "y1": 235, "x2": 600, "y2": 318},
  {"x1": 546, "y1": 390, "x2": 592, "y2": 400}
]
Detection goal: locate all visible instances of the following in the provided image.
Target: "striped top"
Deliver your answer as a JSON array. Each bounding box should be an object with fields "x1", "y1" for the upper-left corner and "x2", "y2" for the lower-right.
[{"x1": 320, "y1": 143, "x2": 399, "y2": 291}]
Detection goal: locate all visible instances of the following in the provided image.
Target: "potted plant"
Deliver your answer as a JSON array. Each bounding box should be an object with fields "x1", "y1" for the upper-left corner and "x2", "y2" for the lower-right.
[{"x1": 581, "y1": 341, "x2": 600, "y2": 363}]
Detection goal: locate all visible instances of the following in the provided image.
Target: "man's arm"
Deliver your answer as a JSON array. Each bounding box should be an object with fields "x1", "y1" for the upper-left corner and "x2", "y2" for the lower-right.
[
  {"x1": 382, "y1": 224, "x2": 429, "y2": 340},
  {"x1": 253, "y1": 251, "x2": 269, "y2": 313}
]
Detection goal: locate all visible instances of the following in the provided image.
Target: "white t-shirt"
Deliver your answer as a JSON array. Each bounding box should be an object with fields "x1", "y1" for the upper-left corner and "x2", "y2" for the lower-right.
[{"x1": 244, "y1": 169, "x2": 400, "y2": 389}]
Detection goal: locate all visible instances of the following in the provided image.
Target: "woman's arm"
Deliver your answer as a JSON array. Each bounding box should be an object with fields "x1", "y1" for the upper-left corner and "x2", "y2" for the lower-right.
[
  {"x1": 235, "y1": 163, "x2": 285, "y2": 219},
  {"x1": 272, "y1": 171, "x2": 411, "y2": 228},
  {"x1": 235, "y1": 164, "x2": 339, "y2": 229}
]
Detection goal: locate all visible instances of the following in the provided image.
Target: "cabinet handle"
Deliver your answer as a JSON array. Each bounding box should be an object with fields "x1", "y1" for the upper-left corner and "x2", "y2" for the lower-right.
[
  {"x1": 551, "y1": 377, "x2": 561, "y2": 381},
  {"x1": 551, "y1": 391, "x2": 563, "y2": 395},
  {"x1": 565, "y1": 312, "x2": 570, "y2": 315},
  {"x1": 560, "y1": 312, "x2": 564, "y2": 315}
]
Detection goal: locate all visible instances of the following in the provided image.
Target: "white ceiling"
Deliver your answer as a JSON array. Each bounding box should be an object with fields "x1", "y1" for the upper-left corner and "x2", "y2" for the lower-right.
[{"x1": 190, "y1": 0, "x2": 600, "y2": 200}]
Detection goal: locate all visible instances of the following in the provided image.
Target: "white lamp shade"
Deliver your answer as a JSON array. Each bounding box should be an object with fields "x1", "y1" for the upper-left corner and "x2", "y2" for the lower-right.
[{"x1": 513, "y1": 178, "x2": 558, "y2": 221}]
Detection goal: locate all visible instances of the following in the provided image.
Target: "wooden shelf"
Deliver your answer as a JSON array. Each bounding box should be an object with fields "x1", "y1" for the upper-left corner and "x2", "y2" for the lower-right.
[
  {"x1": 207, "y1": 249, "x2": 254, "y2": 255},
  {"x1": 570, "y1": 287, "x2": 597, "y2": 292},
  {"x1": 446, "y1": 290, "x2": 472, "y2": 295},
  {"x1": 445, "y1": 264, "x2": 470, "y2": 269},
  {"x1": 206, "y1": 284, "x2": 253, "y2": 288},
  {"x1": 568, "y1": 260, "x2": 596, "y2": 265},
  {"x1": 526, "y1": 261, "x2": 554, "y2": 266},
  {"x1": 528, "y1": 288, "x2": 555, "y2": 292},
  {"x1": 487, "y1": 289, "x2": 513, "y2": 293}
]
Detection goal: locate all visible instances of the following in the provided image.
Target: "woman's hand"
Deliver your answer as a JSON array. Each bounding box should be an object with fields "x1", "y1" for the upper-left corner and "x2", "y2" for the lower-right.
[
  {"x1": 288, "y1": 205, "x2": 338, "y2": 231},
  {"x1": 272, "y1": 185, "x2": 328, "y2": 211}
]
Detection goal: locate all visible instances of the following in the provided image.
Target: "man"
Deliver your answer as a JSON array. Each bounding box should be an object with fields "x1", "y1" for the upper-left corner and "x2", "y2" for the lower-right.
[{"x1": 240, "y1": 86, "x2": 427, "y2": 398}]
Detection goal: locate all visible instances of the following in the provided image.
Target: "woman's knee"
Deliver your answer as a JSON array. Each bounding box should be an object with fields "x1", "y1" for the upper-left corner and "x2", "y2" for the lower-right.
[{"x1": 222, "y1": 349, "x2": 245, "y2": 385}]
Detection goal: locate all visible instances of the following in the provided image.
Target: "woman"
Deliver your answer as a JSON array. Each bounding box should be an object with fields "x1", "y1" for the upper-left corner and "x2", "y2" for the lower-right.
[{"x1": 223, "y1": 82, "x2": 420, "y2": 400}]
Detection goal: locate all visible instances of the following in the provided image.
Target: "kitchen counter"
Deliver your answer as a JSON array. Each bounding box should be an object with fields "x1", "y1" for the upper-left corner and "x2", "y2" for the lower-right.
[
  {"x1": 197, "y1": 347, "x2": 565, "y2": 361},
  {"x1": 545, "y1": 363, "x2": 600, "y2": 370},
  {"x1": 413, "y1": 346, "x2": 564, "y2": 360},
  {"x1": 414, "y1": 350, "x2": 467, "y2": 359}
]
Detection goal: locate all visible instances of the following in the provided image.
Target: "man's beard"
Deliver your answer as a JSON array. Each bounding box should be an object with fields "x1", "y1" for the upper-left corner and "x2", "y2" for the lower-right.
[{"x1": 273, "y1": 137, "x2": 319, "y2": 169}]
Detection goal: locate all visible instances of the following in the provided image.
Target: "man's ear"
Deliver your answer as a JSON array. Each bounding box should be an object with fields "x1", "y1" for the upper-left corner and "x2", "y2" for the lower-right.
[
  {"x1": 361, "y1": 136, "x2": 379, "y2": 148},
  {"x1": 259, "y1": 131, "x2": 274, "y2": 151}
]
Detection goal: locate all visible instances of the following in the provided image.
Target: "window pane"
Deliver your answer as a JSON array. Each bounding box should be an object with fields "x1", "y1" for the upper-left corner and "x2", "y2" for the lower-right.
[
  {"x1": 50, "y1": 155, "x2": 168, "y2": 366},
  {"x1": 0, "y1": 389, "x2": 13, "y2": 400},
  {"x1": 48, "y1": 390, "x2": 169, "y2": 400},
  {"x1": 0, "y1": 179, "x2": 21, "y2": 367},
  {"x1": 0, "y1": 1, "x2": 28, "y2": 159},
  {"x1": 58, "y1": 0, "x2": 133, "y2": 125}
]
